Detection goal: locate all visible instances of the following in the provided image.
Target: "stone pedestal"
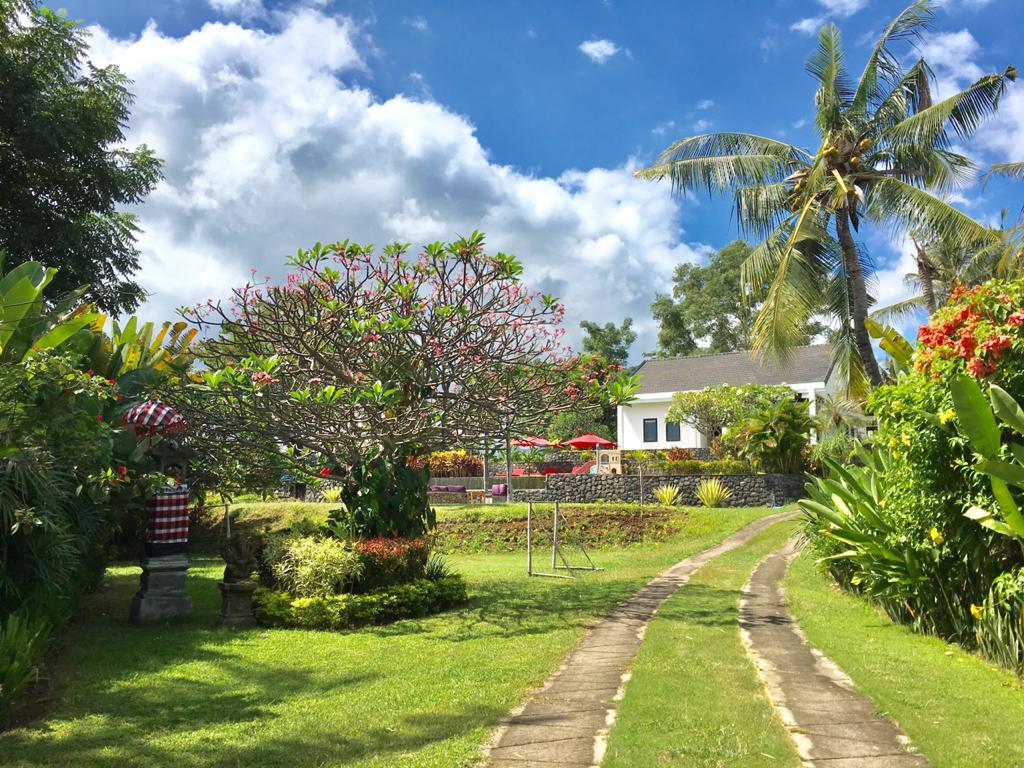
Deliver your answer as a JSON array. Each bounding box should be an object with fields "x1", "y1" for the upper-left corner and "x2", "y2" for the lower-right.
[
  {"x1": 130, "y1": 554, "x2": 192, "y2": 624},
  {"x1": 218, "y1": 581, "x2": 257, "y2": 628}
]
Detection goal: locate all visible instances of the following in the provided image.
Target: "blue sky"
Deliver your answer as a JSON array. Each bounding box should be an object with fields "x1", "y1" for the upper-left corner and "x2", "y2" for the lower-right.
[{"x1": 58, "y1": 0, "x2": 1024, "y2": 358}]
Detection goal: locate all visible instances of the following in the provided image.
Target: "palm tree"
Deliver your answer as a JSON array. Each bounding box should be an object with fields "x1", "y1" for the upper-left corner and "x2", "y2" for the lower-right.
[
  {"x1": 872, "y1": 228, "x2": 1001, "y2": 322},
  {"x1": 637, "y1": 0, "x2": 1015, "y2": 396}
]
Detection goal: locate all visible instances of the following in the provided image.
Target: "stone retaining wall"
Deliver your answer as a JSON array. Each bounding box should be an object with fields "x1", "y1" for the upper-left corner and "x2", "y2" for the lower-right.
[{"x1": 513, "y1": 473, "x2": 805, "y2": 507}]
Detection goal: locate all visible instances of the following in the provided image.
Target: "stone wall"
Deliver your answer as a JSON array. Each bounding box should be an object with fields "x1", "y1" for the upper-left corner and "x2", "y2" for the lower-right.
[{"x1": 513, "y1": 473, "x2": 805, "y2": 507}]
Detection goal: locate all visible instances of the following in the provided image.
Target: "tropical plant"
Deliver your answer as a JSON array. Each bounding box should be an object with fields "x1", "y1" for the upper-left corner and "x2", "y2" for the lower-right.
[
  {"x1": 667, "y1": 383, "x2": 792, "y2": 442},
  {"x1": 637, "y1": 0, "x2": 1014, "y2": 395},
  {"x1": 0, "y1": 612, "x2": 49, "y2": 720},
  {"x1": 269, "y1": 537, "x2": 363, "y2": 599},
  {"x1": 652, "y1": 484, "x2": 682, "y2": 506},
  {"x1": 321, "y1": 487, "x2": 343, "y2": 504},
  {"x1": 738, "y1": 398, "x2": 814, "y2": 473},
  {"x1": 694, "y1": 477, "x2": 733, "y2": 507}
]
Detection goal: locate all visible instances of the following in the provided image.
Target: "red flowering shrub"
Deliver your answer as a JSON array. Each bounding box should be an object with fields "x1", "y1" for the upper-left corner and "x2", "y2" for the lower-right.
[
  {"x1": 408, "y1": 450, "x2": 482, "y2": 477},
  {"x1": 353, "y1": 537, "x2": 430, "y2": 591},
  {"x1": 665, "y1": 447, "x2": 695, "y2": 462},
  {"x1": 915, "y1": 282, "x2": 1024, "y2": 384}
]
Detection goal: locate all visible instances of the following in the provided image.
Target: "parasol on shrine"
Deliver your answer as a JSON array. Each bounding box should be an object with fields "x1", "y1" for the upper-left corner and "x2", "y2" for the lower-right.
[
  {"x1": 122, "y1": 399, "x2": 186, "y2": 437},
  {"x1": 559, "y1": 433, "x2": 616, "y2": 472}
]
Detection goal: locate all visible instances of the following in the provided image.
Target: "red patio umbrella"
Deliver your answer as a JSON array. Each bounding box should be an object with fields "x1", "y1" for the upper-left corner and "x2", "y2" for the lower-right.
[{"x1": 560, "y1": 433, "x2": 616, "y2": 449}]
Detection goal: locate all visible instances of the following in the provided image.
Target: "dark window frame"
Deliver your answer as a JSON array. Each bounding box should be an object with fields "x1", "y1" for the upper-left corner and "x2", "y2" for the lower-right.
[{"x1": 642, "y1": 418, "x2": 658, "y2": 443}]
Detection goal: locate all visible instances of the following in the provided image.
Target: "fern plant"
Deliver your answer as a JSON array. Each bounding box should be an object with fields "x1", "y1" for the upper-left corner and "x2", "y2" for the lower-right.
[
  {"x1": 652, "y1": 484, "x2": 681, "y2": 506},
  {"x1": 695, "y1": 478, "x2": 733, "y2": 507}
]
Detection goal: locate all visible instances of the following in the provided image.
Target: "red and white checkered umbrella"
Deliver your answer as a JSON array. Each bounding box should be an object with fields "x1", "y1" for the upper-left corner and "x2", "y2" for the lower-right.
[{"x1": 121, "y1": 400, "x2": 186, "y2": 436}]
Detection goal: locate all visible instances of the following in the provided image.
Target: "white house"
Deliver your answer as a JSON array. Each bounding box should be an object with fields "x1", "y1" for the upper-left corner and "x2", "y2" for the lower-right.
[{"x1": 616, "y1": 344, "x2": 837, "y2": 450}]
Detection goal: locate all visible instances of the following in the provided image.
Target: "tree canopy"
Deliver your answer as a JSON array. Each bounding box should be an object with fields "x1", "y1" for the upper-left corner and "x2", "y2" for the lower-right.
[
  {"x1": 0, "y1": 1, "x2": 162, "y2": 313},
  {"x1": 666, "y1": 384, "x2": 793, "y2": 440},
  {"x1": 580, "y1": 317, "x2": 636, "y2": 367},
  {"x1": 651, "y1": 240, "x2": 823, "y2": 357}
]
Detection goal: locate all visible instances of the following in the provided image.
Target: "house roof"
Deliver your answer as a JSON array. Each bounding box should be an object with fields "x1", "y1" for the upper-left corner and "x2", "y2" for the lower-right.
[{"x1": 632, "y1": 344, "x2": 834, "y2": 396}]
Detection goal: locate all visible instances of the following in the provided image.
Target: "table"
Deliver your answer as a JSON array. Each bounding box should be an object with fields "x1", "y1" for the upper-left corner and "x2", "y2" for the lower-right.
[{"x1": 466, "y1": 489, "x2": 486, "y2": 504}]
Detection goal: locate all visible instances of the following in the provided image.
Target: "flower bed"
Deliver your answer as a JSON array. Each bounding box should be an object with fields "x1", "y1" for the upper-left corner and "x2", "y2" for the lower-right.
[{"x1": 253, "y1": 576, "x2": 468, "y2": 631}]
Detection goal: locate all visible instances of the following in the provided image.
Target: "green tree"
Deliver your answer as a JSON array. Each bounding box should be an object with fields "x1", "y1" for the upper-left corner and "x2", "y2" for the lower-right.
[
  {"x1": 666, "y1": 384, "x2": 792, "y2": 441},
  {"x1": 547, "y1": 410, "x2": 613, "y2": 443},
  {"x1": 637, "y1": 0, "x2": 1014, "y2": 395},
  {"x1": 0, "y1": 1, "x2": 162, "y2": 313},
  {"x1": 580, "y1": 317, "x2": 636, "y2": 366},
  {"x1": 651, "y1": 240, "x2": 824, "y2": 356}
]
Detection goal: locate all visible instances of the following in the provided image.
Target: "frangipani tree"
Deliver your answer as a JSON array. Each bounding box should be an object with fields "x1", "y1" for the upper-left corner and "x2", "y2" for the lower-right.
[
  {"x1": 188, "y1": 233, "x2": 636, "y2": 534},
  {"x1": 638, "y1": 0, "x2": 1016, "y2": 397}
]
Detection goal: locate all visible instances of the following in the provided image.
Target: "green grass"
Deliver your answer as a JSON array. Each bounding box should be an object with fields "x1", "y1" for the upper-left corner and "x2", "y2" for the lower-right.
[
  {"x1": 786, "y1": 553, "x2": 1024, "y2": 768},
  {"x1": 603, "y1": 518, "x2": 801, "y2": 768},
  {"x1": 0, "y1": 507, "x2": 776, "y2": 768}
]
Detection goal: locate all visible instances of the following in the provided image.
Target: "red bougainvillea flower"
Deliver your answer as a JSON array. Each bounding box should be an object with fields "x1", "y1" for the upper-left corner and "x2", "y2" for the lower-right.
[
  {"x1": 95, "y1": 414, "x2": 104, "y2": 421},
  {"x1": 1008, "y1": 310, "x2": 1024, "y2": 326},
  {"x1": 981, "y1": 334, "x2": 1012, "y2": 354},
  {"x1": 967, "y1": 357, "x2": 995, "y2": 378},
  {"x1": 954, "y1": 333, "x2": 977, "y2": 358},
  {"x1": 116, "y1": 465, "x2": 128, "y2": 476},
  {"x1": 319, "y1": 467, "x2": 331, "y2": 476}
]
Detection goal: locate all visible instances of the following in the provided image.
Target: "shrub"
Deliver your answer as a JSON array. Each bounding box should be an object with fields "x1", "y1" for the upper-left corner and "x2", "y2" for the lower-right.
[
  {"x1": 0, "y1": 613, "x2": 49, "y2": 722},
  {"x1": 424, "y1": 553, "x2": 454, "y2": 581},
  {"x1": 737, "y1": 398, "x2": 813, "y2": 474},
  {"x1": 664, "y1": 447, "x2": 694, "y2": 462},
  {"x1": 695, "y1": 478, "x2": 733, "y2": 507},
  {"x1": 801, "y1": 279, "x2": 1024, "y2": 671},
  {"x1": 252, "y1": 576, "x2": 469, "y2": 631},
  {"x1": 652, "y1": 485, "x2": 681, "y2": 506},
  {"x1": 321, "y1": 488, "x2": 343, "y2": 504},
  {"x1": 410, "y1": 450, "x2": 483, "y2": 477},
  {"x1": 269, "y1": 537, "x2": 362, "y2": 598},
  {"x1": 658, "y1": 459, "x2": 751, "y2": 476},
  {"x1": 354, "y1": 537, "x2": 429, "y2": 591}
]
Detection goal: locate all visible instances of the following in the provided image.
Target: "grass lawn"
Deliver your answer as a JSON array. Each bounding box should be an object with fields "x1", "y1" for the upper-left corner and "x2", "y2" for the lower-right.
[
  {"x1": 0, "y1": 506, "x2": 776, "y2": 768},
  {"x1": 786, "y1": 553, "x2": 1024, "y2": 768},
  {"x1": 602, "y1": 517, "x2": 801, "y2": 768}
]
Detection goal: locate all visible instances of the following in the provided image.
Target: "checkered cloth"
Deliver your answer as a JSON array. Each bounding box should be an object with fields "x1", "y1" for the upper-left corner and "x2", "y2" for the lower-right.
[
  {"x1": 122, "y1": 400, "x2": 186, "y2": 436},
  {"x1": 146, "y1": 484, "x2": 190, "y2": 544}
]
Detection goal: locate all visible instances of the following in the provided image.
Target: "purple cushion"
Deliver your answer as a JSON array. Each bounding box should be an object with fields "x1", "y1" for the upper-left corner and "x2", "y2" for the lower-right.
[
  {"x1": 428, "y1": 485, "x2": 443, "y2": 492},
  {"x1": 491, "y1": 483, "x2": 507, "y2": 496},
  {"x1": 448, "y1": 485, "x2": 466, "y2": 493}
]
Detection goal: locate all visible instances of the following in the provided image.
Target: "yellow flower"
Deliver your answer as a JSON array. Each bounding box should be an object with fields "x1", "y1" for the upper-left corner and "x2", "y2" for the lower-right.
[
  {"x1": 879, "y1": 499, "x2": 888, "y2": 509},
  {"x1": 902, "y1": 434, "x2": 912, "y2": 446},
  {"x1": 971, "y1": 603, "x2": 985, "y2": 620},
  {"x1": 938, "y1": 408, "x2": 955, "y2": 424},
  {"x1": 888, "y1": 437, "x2": 898, "y2": 448},
  {"x1": 892, "y1": 449, "x2": 901, "y2": 460},
  {"x1": 930, "y1": 527, "x2": 944, "y2": 545}
]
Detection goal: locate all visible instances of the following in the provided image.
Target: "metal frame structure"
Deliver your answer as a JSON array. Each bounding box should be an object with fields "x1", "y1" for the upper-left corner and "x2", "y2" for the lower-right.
[{"x1": 526, "y1": 501, "x2": 602, "y2": 578}]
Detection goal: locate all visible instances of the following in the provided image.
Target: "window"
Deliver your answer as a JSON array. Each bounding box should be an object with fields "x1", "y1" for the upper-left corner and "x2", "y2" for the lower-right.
[
  {"x1": 666, "y1": 421, "x2": 681, "y2": 442},
  {"x1": 642, "y1": 418, "x2": 658, "y2": 443}
]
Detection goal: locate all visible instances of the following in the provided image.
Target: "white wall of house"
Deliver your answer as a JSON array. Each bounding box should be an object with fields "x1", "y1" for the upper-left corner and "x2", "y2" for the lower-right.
[{"x1": 616, "y1": 381, "x2": 827, "y2": 450}]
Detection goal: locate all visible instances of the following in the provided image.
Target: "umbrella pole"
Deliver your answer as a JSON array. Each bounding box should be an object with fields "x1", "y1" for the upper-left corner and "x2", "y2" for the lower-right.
[{"x1": 505, "y1": 432, "x2": 513, "y2": 504}]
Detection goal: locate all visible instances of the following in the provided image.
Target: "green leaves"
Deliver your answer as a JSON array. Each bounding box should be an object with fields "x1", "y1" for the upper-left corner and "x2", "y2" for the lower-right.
[{"x1": 950, "y1": 373, "x2": 1000, "y2": 457}]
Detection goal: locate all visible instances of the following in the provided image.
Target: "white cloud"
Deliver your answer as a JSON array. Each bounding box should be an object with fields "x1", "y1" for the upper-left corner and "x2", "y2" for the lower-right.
[
  {"x1": 86, "y1": 10, "x2": 703, "y2": 357},
  {"x1": 792, "y1": 0, "x2": 868, "y2": 35},
  {"x1": 791, "y1": 17, "x2": 825, "y2": 35},
  {"x1": 208, "y1": 0, "x2": 264, "y2": 19},
  {"x1": 578, "y1": 38, "x2": 620, "y2": 64},
  {"x1": 817, "y1": 0, "x2": 869, "y2": 17},
  {"x1": 692, "y1": 118, "x2": 713, "y2": 132},
  {"x1": 793, "y1": 118, "x2": 808, "y2": 129},
  {"x1": 404, "y1": 16, "x2": 428, "y2": 32},
  {"x1": 696, "y1": 99, "x2": 714, "y2": 110}
]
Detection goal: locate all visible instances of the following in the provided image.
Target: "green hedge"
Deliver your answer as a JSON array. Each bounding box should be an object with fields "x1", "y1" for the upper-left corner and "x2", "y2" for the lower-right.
[
  {"x1": 252, "y1": 576, "x2": 468, "y2": 631},
  {"x1": 657, "y1": 459, "x2": 752, "y2": 476}
]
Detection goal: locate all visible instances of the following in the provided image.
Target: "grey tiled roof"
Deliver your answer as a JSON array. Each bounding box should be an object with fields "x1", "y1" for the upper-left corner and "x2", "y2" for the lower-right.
[{"x1": 632, "y1": 344, "x2": 834, "y2": 395}]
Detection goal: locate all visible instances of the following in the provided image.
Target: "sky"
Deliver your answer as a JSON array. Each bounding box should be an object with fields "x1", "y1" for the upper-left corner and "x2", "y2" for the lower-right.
[{"x1": 54, "y1": 0, "x2": 1024, "y2": 360}]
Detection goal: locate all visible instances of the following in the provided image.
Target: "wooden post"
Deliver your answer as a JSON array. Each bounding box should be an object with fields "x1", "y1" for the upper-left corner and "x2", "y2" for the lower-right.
[
  {"x1": 527, "y1": 501, "x2": 533, "y2": 575},
  {"x1": 505, "y1": 432, "x2": 514, "y2": 503},
  {"x1": 552, "y1": 501, "x2": 559, "y2": 570}
]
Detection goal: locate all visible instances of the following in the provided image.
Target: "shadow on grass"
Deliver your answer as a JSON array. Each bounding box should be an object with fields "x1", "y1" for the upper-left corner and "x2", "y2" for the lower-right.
[{"x1": 1, "y1": 567, "x2": 506, "y2": 768}]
